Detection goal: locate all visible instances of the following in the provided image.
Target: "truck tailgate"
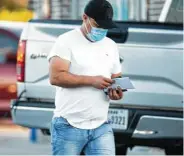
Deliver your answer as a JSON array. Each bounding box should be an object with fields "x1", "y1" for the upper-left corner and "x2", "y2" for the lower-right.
[
  {"x1": 22, "y1": 21, "x2": 183, "y2": 110},
  {"x1": 24, "y1": 23, "x2": 80, "y2": 99}
]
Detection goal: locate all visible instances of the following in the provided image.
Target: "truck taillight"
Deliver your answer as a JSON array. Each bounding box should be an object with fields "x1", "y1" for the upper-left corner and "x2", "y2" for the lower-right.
[{"x1": 17, "y1": 40, "x2": 26, "y2": 82}]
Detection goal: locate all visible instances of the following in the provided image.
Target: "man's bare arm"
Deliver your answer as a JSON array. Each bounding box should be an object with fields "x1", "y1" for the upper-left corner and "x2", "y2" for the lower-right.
[{"x1": 49, "y1": 57, "x2": 113, "y2": 89}]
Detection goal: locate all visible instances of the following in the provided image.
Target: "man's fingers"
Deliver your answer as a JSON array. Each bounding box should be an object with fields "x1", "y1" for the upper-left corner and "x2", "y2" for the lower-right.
[
  {"x1": 103, "y1": 82, "x2": 112, "y2": 88},
  {"x1": 103, "y1": 77, "x2": 114, "y2": 84},
  {"x1": 112, "y1": 89, "x2": 120, "y2": 100},
  {"x1": 117, "y1": 88, "x2": 123, "y2": 98},
  {"x1": 101, "y1": 84, "x2": 107, "y2": 89},
  {"x1": 108, "y1": 88, "x2": 113, "y2": 98}
]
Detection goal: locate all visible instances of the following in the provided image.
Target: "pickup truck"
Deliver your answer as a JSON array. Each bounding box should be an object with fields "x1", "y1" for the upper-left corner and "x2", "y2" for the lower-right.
[
  {"x1": 11, "y1": 19, "x2": 183, "y2": 155},
  {"x1": 11, "y1": 0, "x2": 184, "y2": 153}
]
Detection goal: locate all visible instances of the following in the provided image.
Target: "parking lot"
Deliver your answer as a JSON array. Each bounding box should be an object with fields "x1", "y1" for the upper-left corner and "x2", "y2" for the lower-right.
[
  {"x1": 0, "y1": 118, "x2": 166, "y2": 155},
  {"x1": 0, "y1": 119, "x2": 51, "y2": 155}
]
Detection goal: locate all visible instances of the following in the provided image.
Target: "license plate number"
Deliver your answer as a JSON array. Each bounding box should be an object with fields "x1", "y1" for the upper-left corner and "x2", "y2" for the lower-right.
[{"x1": 108, "y1": 109, "x2": 128, "y2": 130}]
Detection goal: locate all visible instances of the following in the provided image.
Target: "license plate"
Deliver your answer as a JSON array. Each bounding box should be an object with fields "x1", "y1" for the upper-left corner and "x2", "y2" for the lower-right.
[{"x1": 108, "y1": 109, "x2": 128, "y2": 130}]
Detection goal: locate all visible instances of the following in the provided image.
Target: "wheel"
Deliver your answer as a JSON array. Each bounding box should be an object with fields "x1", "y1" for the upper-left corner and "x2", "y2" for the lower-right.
[
  {"x1": 165, "y1": 146, "x2": 183, "y2": 155},
  {"x1": 41, "y1": 129, "x2": 50, "y2": 135},
  {"x1": 116, "y1": 145, "x2": 128, "y2": 155}
]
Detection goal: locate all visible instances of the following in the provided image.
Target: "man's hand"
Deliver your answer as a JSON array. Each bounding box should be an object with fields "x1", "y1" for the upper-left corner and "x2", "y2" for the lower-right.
[
  {"x1": 108, "y1": 87, "x2": 125, "y2": 100},
  {"x1": 91, "y1": 76, "x2": 114, "y2": 89}
]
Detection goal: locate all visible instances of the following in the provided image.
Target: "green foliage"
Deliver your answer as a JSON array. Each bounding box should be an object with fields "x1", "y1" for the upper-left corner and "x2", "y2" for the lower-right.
[{"x1": 0, "y1": 0, "x2": 25, "y2": 11}]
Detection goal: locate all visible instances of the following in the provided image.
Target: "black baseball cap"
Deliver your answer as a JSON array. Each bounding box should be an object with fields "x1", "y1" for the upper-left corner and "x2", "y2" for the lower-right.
[{"x1": 84, "y1": 0, "x2": 117, "y2": 29}]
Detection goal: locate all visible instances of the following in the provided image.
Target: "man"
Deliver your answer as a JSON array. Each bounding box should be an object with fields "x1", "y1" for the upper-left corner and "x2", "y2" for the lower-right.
[{"x1": 48, "y1": 0, "x2": 124, "y2": 155}]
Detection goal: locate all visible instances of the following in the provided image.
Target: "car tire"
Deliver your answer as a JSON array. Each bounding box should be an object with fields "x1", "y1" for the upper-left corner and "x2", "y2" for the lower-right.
[
  {"x1": 165, "y1": 146, "x2": 183, "y2": 155},
  {"x1": 41, "y1": 129, "x2": 50, "y2": 135},
  {"x1": 116, "y1": 145, "x2": 128, "y2": 155}
]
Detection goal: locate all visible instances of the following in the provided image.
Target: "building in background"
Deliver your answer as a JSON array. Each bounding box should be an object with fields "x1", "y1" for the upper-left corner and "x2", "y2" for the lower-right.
[
  {"x1": 50, "y1": 0, "x2": 71, "y2": 19},
  {"x1": 28, "y1": 0, "x2": 71, "y2": 19},
  {"x1": 28, "y1": 0, "x2": 43, "y2": 19},
  {"x1": 27, "y1": 0, "x2": 177, "y2": 22}
]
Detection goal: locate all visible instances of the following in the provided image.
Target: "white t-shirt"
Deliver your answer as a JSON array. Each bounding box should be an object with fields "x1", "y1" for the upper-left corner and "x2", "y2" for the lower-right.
[{"x1": 47, "y1": 28, "x2": 121, "y2": 129}]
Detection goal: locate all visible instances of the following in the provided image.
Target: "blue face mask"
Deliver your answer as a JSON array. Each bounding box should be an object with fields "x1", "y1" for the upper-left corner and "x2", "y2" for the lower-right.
[{"x1": 85, "y1": 19, "x2": 108, "y2": 42}]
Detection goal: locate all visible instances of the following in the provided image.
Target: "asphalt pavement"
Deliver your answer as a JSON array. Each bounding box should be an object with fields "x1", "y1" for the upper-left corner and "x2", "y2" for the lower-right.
[{"x1": 0, "y1": 118, "x2": 165, "y2": 155}]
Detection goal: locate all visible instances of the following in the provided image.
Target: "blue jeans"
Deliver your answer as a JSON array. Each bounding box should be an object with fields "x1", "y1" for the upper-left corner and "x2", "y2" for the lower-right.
[{"x1": 51, "y1": 117, "x2": 115, "y2": 155}]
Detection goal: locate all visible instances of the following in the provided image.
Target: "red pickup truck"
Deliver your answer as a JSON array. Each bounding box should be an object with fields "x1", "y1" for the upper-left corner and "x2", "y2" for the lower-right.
[{"x1": 0, "y1": 21, "x2": 25, "y2": 117}]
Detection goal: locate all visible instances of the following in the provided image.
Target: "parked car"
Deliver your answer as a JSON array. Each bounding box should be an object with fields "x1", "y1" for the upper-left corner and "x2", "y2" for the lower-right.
[
  {"x1": 11, "y1": 1, "x2": 183, "y2": 155},
  {"x1": 0, "y1": 21, "x2": 25, "y2": 117}
]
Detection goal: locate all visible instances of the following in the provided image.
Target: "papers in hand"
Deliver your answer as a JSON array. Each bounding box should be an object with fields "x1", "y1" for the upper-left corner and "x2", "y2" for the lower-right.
[{"x1": 104, "y1": 77, "x2": 135, "y2": 92}]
